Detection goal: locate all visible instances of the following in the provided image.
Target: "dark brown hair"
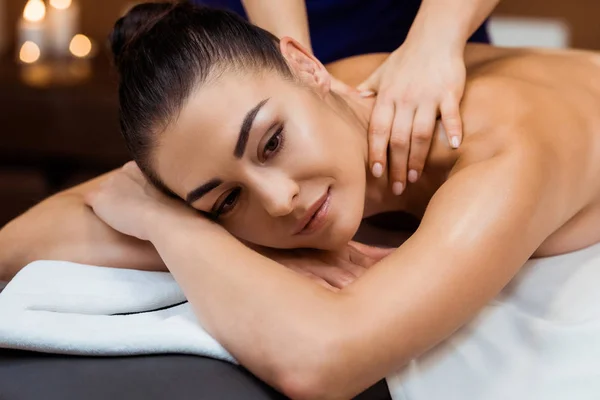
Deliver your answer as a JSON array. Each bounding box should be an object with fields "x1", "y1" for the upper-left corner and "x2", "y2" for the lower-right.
[{"x1": 110, "y1": 1, "x2": 292, "y2": 194}]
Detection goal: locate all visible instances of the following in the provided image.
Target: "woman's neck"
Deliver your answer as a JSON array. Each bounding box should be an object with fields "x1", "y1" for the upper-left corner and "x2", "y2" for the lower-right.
[{"x1": 336, "y1": 89, "x2": 460, "y2": 219}]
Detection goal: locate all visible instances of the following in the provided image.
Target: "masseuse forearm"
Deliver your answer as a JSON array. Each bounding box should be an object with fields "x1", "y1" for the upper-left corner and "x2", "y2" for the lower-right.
[
  {"x1": 241, "y1": 0, "x2": 312, "y2": 52},
  {"x1": 149, "y1": 213, "x2": 352, "y2": 398},
  {"x1": 409, "y1": 0, "x2": 500, "y2": 50}
]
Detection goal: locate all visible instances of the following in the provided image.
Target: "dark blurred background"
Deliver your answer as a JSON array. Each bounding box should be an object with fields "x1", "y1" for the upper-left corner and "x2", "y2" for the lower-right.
[{"x1": 1, "y1": 0, "x2": 599, "y2": 228}]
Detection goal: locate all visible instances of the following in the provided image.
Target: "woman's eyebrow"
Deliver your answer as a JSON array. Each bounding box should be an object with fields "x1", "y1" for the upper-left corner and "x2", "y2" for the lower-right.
[
  {"x1": 234, "y1": 98, "x2": 270, "y2": 158},
  {"x1": 186, "y1": 178, "x2": 223, "y2": 205}
]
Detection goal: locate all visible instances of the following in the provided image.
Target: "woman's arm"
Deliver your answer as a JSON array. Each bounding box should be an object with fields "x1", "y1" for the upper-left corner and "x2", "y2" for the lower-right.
[
  {"x1": 0, "y1": 171, "x2": 165, "y2": 281},
  {"x1": 86, "y1": 82, "x2": 590, "y2": 399},
  {"x1": 241, "y1": 0, "x2": 312, "y2": 52}
]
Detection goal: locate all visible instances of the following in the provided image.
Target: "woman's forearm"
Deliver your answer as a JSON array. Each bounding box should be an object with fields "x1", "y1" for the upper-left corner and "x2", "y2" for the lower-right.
[
  {"x1": 409, "y1": 0, "x2": 500, "y2": 50},
  {"x1": 148, "y1": 212, "x2": 348, "y2": 398},
  {"x1": 0, "y1": 179, "x2": 165, "y2": 281},
  {"x1": 241, "y1": 0, "x2": 312, "y2": 52}
]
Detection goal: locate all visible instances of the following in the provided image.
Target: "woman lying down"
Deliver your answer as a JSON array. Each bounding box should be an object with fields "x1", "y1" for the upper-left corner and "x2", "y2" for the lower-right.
[{"x1": 2, "y1": 2, "x2": 600, "y2": 399}]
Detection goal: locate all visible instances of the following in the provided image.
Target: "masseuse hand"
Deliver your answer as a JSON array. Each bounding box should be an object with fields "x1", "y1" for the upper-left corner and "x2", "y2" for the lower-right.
[{"x1": 357, "y1": 40, "x2": 466, "y2": 194}]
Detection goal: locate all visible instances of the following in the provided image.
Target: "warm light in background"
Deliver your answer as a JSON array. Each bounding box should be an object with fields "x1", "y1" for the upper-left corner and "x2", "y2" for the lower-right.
[
  {"x1": 49, "y1": 0, "x2": 73, "y2": 10},
  {"x1": 69, "y1": 34, "x2": 92, "y2": 58},
  {"x1": 19, "y1": 41, "x2": 41, "y2": 63},
  {"x1": 23, "y1": 0, "x2": 47, "y2": 22}
]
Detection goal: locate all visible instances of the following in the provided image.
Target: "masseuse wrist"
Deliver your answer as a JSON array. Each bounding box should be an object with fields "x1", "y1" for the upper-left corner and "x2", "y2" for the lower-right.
[{"x1": 405, "y1": 11, "x2": 468, "y2": 58}]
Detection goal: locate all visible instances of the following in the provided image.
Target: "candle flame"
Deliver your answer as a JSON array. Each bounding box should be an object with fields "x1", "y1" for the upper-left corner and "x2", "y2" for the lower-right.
[
  {"x1": 50, "y1": 0, "x2": 73, "y2": 10},
  {"x1": 20, "y1": 41, "x2": 41, "y2": 64},
  {"x1": 23, "y1": 0, "x2": 46, "y2": 22},
  {"x1": 69, "y1": 34, "x2": 92, "y2": 58}
]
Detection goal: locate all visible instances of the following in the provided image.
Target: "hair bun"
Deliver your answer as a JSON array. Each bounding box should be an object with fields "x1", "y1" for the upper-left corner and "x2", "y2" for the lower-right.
[{"x1": 110, "y1": 2, "x2": 176, "y2": 69}]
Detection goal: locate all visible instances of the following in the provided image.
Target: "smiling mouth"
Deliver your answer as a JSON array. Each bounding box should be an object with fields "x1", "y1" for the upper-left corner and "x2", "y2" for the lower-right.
[{"x1": 294, "y1": 187, "x2": 331, "y2": 236}]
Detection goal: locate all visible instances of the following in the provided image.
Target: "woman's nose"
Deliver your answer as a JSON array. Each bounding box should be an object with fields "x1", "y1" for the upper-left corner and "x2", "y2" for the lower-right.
[{"x1": 254, "y1": 174, "x2": 299, "y2": 217}]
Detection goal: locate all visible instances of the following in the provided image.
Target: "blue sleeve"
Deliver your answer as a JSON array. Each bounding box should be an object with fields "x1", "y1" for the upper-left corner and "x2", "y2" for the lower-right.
[{"x1": 192, "y1": 0, "x2": 490, "y2": 64}]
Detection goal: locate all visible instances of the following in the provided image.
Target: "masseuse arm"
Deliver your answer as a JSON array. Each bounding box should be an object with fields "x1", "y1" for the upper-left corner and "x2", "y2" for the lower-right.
[
  {"x1": 0, "y1": 171, "x2": 165, "y2": 282},
  {"x1": 241, "y1": 0, "x2": 312, "y2": 52},
  {"x1": 141, "y1": 139, "x2": 576, "y2": 398},
  {"x1": 412, "y1": 0, "x2": 500, "y2": 48}
]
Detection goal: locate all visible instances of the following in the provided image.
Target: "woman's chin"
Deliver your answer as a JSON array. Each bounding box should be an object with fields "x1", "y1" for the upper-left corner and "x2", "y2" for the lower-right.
[{"x1": 322, "y1": 214, "x2": 363, "y2": 250}]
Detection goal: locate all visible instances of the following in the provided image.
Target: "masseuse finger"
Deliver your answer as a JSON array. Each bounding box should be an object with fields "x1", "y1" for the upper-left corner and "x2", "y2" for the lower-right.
[
  {"x1": 440, "y1": 95, "x2": 463, "y2": 149},
  {"x1": 388, "y1": 105, "x2": 415, "y2": 195},
  {"x1": 407, "y1": 105, "x2": 437, "y2": 183},
  {"x1": 367, "y1": 95, "x2": 395, "y2": 179}
]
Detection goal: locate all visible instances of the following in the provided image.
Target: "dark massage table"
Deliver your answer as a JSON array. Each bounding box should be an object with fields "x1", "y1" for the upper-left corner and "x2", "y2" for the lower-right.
[{"x1": 0, "y1": 349, "x2": 391, "y2": 399}]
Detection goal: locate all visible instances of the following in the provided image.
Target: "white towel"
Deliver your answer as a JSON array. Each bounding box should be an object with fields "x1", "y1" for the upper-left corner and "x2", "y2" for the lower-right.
[
  {"x1": 1, "y1": 244, "x2": 600, "y2": 400},
  {"x1": 0, "y1": 260, "x2": 235, "y2": 363},
  {"x1": 387, "y1": 242, "x2": 600, "y2": 400}
]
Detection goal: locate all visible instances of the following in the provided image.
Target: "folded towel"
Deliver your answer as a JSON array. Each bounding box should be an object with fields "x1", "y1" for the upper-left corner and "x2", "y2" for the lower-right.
[{"x1": 0, "y1": 260, "x2": 234, "y2": 362}]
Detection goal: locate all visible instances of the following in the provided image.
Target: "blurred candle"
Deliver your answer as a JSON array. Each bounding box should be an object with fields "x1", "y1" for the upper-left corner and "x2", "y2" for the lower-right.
[
  {"x1": 48, "y1": 0, "x2": 80, "y2": 57},
  {"x1": 19, "y1": 41, "x2": 41, "y2": 63},
  {"x1": 17, "y1": 0, "x2": 47, "y2": 61},
  {"x1": 69, "y1": 34, "x2": 92, "y2": 58}
]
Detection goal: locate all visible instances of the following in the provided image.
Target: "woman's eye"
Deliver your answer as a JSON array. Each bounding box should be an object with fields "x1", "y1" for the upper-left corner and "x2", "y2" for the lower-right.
[
  {"x1": 262, "y1": 125, "x2": 285, "y2": 160},
  {"x1": 214, "y1": 187, "x2": 241, "y2": 217}
]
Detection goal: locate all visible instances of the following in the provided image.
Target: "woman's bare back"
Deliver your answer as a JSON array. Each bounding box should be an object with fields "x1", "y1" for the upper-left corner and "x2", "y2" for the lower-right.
[
  {"x1": 451, "y1": 45, "x2": 600, "y2": 257},
  {"x1": 334, "y1": 45, "x2": 600, "y2": 257}
]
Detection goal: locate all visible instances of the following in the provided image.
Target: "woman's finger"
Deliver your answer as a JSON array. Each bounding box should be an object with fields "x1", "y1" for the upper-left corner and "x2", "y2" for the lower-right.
[
  {"x1": 287, "y1": 265, "x2": 339, "y2": 292},
  {"x1": 348, "y1": 242, "x2": 396, "y2": 265},
  {"x1": 368, "y1": 96, "x2": 395, "y2": 179},
  {"x1": 407, "y1": 105, "x2": 437, "y2": 182},
  {"x1": 440, "y1": 95, "x2": 463, "y2": 149},
  {"x1": 309, "y1": 275, "x2": 339, "y2": 292},
  {"x1": 304, "y1": 265, "x2": 357, "y2": 289},
  {"x1": 388, "y1": 104, "x2": 415, "y2": 195}
]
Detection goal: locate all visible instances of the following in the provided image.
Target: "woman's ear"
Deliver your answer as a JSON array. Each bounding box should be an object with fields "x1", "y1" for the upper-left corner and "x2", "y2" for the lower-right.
[{"x1": 279, "y1": 37, "x2": 331, "y2": 95}]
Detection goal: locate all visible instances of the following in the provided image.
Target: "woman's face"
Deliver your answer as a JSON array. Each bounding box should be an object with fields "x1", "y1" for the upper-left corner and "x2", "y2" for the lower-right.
[{"x1": 154, "y1": 45, "x2": 369, "y2": 250}]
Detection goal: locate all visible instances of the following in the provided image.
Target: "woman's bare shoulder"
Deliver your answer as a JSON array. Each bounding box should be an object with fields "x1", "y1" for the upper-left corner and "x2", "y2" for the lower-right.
[{"x1": 457, "y1": 70, "x2": 600, "y2": 203}]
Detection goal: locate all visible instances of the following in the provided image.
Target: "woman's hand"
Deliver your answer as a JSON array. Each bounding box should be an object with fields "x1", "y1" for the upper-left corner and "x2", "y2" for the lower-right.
[
  {"x1": 84, "y1": 162, "x2": 193, "y2": 241},
  {"x1": 357, "y1": 41, "x2": 466, "y2": 194},
  {"x1": 260, "y1": 242, "x2": 395, "y2": 292}
]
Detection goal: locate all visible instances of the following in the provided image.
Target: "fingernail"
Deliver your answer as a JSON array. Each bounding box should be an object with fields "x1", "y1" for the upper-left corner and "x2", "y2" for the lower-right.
[
  {"x1": 372, "y1": 162, "x2": 383, "y2": 178},
  {"x1": 392, "y1": 182, "x2": 404, "y2": 196},
  {"x1": 408, "y1": 170, "x2": 419, "y2": 183},
  {"x1": 451, "y1": 136, "x2": 461, "y2": 149},
  {"x1": 359, "y1": 90, "x2": 376, "y2": 98}
]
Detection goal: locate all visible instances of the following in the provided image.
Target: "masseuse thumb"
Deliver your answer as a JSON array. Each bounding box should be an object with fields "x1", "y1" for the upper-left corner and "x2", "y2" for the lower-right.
[{"x1": 356, "y1": 68, "x2": 381, "y2": 98}]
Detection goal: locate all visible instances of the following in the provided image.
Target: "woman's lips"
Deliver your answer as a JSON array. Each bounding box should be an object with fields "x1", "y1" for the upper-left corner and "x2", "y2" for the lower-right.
[{"x1": 295, "y1": 188, "x2": 331, "y2": 236}]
